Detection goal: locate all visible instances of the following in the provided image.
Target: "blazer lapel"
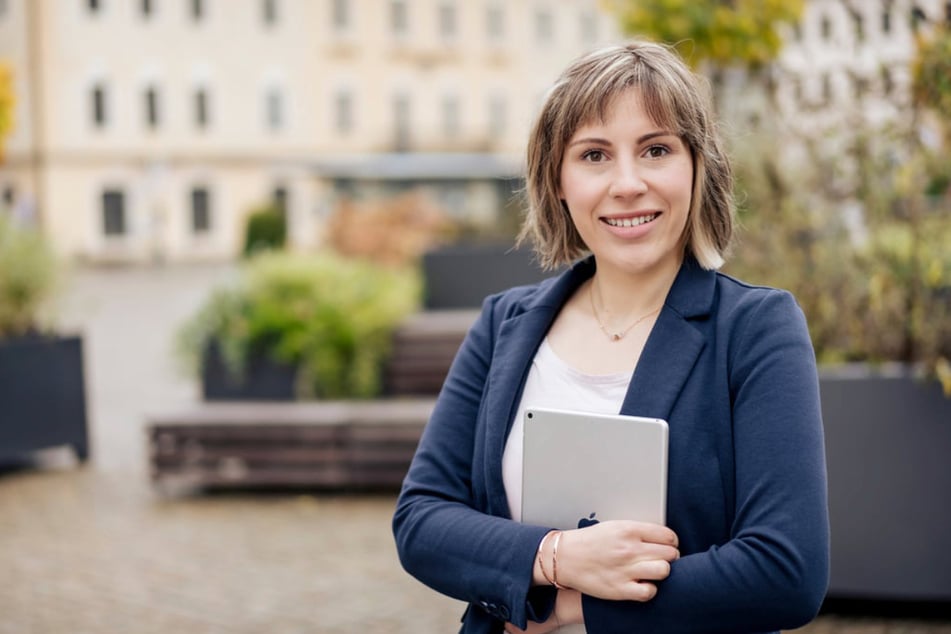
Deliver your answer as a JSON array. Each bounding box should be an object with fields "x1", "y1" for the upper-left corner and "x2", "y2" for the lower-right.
[
  {"x1": 621, "y1": 258, "x2": 716, "y2": 421},
  {"x1": 481, "y1": 259, "x2": 595, "y2": 516}
]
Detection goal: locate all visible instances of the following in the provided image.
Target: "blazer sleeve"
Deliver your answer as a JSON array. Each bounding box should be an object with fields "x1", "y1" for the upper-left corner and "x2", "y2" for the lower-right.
[
  {"x1": 582, "y1": 289, "x2": 830, "y2": 633},
  {"x1": 392, "y1": 294, "x2": 555, "y2": 629}
]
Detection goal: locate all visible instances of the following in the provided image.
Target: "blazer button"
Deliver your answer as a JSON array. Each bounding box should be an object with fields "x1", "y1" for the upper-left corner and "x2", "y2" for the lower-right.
[{"x1": 498, "y1": 605, "x2": 511, "y2": 621}]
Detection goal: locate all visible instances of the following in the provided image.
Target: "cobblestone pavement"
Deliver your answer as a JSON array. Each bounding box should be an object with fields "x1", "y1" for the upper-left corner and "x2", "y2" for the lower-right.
[
  {"x1": 2, "y1": 467, "x2": 951, "y2": 634},
  {"x1": 2, "y1": 265, "x2": 949, "y2": 633}
]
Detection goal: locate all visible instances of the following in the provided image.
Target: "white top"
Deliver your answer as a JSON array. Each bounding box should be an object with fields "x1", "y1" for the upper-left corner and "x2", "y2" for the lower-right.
[
  {"x1": 501, "y1": 338, "x2": 632, "y2": 634},
  {"x1": 502, "y1": 338, "x2": 633, "y2": 521}
]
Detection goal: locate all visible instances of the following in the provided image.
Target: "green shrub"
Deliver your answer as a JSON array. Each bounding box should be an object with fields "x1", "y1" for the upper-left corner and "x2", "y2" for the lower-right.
[
  {"x1": 177, "y1": 251, "x2": 421, "y2": 399},
  {"x1": 727, "y1": 127, "x2": 951, "y2": 393},
  {"x1": 242, "y1": 205, "x2": 286, "y2": 257},
  {"x1": 0, "y1": 214, "x2": 58, "y2": 337}
]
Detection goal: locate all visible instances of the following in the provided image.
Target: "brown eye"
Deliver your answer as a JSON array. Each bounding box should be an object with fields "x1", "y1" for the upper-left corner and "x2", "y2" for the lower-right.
[
  {"x1": 645, "y1": 145, "x2": 670, "y2": 159},
  {"x1": 582, "y1": 149, "x2": 606, "y2": 162}
]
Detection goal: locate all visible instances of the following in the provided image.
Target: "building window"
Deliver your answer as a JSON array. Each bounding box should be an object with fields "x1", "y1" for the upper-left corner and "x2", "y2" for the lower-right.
[
  {"x1": 439, "y1": 2, "x2": 456, "y2": 40},
  {"x1": 820, "y1": 14, "x2": 832, "y2": 40},
  {"x1": 946, "y1": 1, "x2": 951, "y2": 24},
  {"x1": 266, "y1": 88, "x2": 284, "y2": 131},
  {"x1": 821, "y1": 73, "x2": 832, "y2": 104},
  {"x1": 144, "y1": 85, "x2": 160, "y2": 129},
  {"x1": 486, "y1": 4, "x2": 504, "y2": 42},
  {"x1": 194, "y1": 88, "x2": 210, "y2": 129},
  {"x1": 442, "y1": 94, "x2": 459, "y2": 139},
  {"x1": 881, "y1": 66, "x2": 894, "y2": 96},
  {"x1": 88, "y1": 0, "x2": 101, "y2": 14},
  {"x1": 535, "y1": 8, "x2": 553, "y2": 44},
  {"x1": 853, "y1": 13, "x2": 864, "y2": 42},
  {"x1": 262, "y1": 0, "x2": 277, "y2": 26},
  {"x1": 141, "y1": 0, "x2": 153, "y2": 18},
  {"x1": 791, "y1": 76, "x2": 803, "y2": 107},
  {"x1": 393, "y1": 94, "x2": 410, "y2": 151},
  {"x1": 2, "y1": 185, "x2": 14, "y2": 208},
  {"x1": 882, "y1": 9, "x2": 892, "y2": 33},
  {"x1": 102, "y1": 189, "x2": 126, "y2": 236},
  {"x1": 390, "y1": 0, "x2": 407, "y2": 37},
  {"x1": 488, "y1": 95, "x2": 506, "y2": 138},
  {"x1": 853, "y1": 75, "x2": 869, "y2": 100},
  {"x1": 791, "y1": 21, "x2": 802, "y2": 41},
  {"x1": 0, "y1": 0, "x2": 8, "y2": 18},
  {"x1": 191, "y1": 187, "x2": 211, "y2": 233},
  {"x1": 332, "y1": 0, "x2": 349, "y2": 30},
  {"x1": 272, "y1": 185, "x2": 288, "y2": 218},
  {"x1": 910, "y1": 5, "x2": 927, "y2": 31},
  {"x1": 335, "y1": 90, "x2": 353, "y2": 135},
  {"x1": 91, "y1": 84, "x2": 107, "y2": 128},
  {"x1": 191, "y1": 0, "x2": 204, "y2": 22}
]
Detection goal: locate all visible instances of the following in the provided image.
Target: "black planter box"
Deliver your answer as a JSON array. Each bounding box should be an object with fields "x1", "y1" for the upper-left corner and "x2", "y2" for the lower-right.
[
  {"x1": 820, "y1": 367, "x2": 951, "y2": 601},
  {"x1": 201, "y1": 340, "x2": 297, "y2": 401},
  {"x1": 0, "y1": 335, "x2": 89, "y2": 462},
  {"x1": 422, "y1": 243, "x2": 557, "y2": 310}
]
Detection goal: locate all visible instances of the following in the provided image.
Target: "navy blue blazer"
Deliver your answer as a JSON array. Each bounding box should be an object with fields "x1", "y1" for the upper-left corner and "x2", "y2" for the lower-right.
[{"x1": 393, "y1": 256, "x2": 830, "y2": 634}]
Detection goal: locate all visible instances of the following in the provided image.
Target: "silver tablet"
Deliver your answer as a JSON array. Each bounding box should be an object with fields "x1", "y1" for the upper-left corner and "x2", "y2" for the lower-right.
[{"x1": 521, "y1": 407, "x2": 669, "y2": 529}]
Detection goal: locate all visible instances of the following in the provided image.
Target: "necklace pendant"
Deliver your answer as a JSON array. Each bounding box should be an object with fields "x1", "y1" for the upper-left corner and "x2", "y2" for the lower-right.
[{"x1": 611, "y1": 333, "x2": 622, "y2": 341}]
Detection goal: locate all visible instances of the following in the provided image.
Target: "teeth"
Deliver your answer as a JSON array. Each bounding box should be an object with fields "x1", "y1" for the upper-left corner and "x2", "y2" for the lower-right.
[{"x1": 605, "y1": 214, "x2": 658, "y2": 227}]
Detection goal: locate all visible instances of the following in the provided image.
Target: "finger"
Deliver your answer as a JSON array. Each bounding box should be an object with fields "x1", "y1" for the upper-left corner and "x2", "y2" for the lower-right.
[
  {"x1": 631, "y1": 559, "x2": 672, "y2": 582},
  {"x1": 636, "y1": 542, "x2": 680, "y2": 563},
  {"x1": 621, "y1": 580, "x2": 658, "y2": 602},
  {"x1": 630, "y1": 522, "x2": 678, "y2": 547}
]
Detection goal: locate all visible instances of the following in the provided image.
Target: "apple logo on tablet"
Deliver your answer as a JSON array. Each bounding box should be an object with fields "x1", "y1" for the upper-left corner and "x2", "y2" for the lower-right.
[{"x1": 577, "y1": 512, "x2": 599, "y2": 528}]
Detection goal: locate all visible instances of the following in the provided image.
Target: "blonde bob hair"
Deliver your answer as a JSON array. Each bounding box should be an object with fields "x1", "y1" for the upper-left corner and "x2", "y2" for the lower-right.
[{"x1": 519, "y1": 41, "x2": 734, "y2": 271}]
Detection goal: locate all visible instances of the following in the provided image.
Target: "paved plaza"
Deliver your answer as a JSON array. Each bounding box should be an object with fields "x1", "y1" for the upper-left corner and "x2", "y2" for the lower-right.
[{"x1": 1, "y1": 264, "x2": 949, "y2": 633}]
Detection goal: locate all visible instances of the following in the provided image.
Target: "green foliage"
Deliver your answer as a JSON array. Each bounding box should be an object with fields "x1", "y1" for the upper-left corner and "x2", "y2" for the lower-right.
[
  {"x1": 0, "y1": 61, "x2": 13, "y2": 162},
  {"x1": 0, "y1": 214, "x2": 58, "y2": 337},
  {"x1": 177, "y1": 251, "x2": 421, "y2": 399},
  {"x1": 727, "y1": 128, "x2": 951, "y2": 392},
  {"x1": 242, "y1": 205, "x2": 286, "y2": 257},
  {"x1": 912, "y1": 24, "x2": 951, "y2": 123},
  {"x1": 606, "y1": 0, "x2": 804, "y2": 69}
]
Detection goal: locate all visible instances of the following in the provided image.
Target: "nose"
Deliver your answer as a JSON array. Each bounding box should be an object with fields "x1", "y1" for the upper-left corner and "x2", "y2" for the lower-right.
[{"x1": 608, "y1": 158, "x2": 648, "y2": 198}]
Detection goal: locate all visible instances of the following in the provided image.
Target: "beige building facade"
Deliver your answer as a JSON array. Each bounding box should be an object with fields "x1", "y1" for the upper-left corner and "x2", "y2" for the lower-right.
[
  {"x1": 2, "y1": 0, "x2": 946, "y2": 262},
  {"x1": 0, "y1": 0, "x2": 619, "y2": 262},
  {"x1": 775, "y1": 0, "x2": 948, "y2": 132}
]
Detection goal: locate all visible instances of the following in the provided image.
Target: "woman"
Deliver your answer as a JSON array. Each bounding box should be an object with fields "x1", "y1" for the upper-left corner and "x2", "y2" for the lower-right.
[{"x1": 393, "y1": 41, "x2": 829, "y2": 634}]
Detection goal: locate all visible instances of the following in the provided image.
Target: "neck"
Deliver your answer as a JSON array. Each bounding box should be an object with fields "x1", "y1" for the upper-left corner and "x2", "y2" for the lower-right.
[{"x1": 589, "y1": 255, "x2": 682, "y2": 319}]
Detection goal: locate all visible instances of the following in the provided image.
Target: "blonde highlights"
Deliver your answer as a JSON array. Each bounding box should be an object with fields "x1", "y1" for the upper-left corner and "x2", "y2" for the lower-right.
[{"x1": 519, "y1": 41, "x2": 734, "y2": 270}]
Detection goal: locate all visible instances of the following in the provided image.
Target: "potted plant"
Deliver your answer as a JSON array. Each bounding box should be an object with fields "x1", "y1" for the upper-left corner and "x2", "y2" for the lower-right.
[
  {"x1": 727, "y1": 116, "x2": 951, "y2": 601},
  {"x1": 0, "y1": 214, "x2": 89, "y2": 463},
  {"x1": 176, "y1": 250, "x2": 421, "y2": 400}
]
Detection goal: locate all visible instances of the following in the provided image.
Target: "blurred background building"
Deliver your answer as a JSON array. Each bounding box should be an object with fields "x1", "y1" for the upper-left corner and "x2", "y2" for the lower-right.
[
  {"x1": 0, "y1": 0, "x2": 619, "y2": 262},
  {"x1": 0, "y1": 0, "x2": 947, "y2": 263}
]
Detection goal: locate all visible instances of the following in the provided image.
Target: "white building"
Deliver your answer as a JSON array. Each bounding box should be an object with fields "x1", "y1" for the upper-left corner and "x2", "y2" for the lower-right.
[
  {"x1": 1, "y1": 0, "x2": 946, "y2": 263},
  {"x1": 0, "y1": 0, "x2": 619, "y2": 262},
  {"x1": 776, "y1": 0, "x2": 949, "y2": 132}
]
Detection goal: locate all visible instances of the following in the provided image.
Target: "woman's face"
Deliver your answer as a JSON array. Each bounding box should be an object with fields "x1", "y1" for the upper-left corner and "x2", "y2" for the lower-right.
[{"x1": 559, "y1": 88, "x2": 693, "y2": 279}]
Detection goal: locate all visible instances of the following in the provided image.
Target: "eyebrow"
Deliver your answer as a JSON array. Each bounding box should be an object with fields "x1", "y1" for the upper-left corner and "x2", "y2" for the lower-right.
[{"x1": 566, "y1": 130, "x2": 677, "y2": 148}]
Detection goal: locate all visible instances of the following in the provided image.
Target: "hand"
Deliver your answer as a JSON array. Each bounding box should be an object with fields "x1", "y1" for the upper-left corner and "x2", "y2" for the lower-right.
[
  {"x1": 505, "y1": 590, "x2": 583, "y2": 634},
  {"x1": 554, "y1": 520, "x2": 679, "y2": 601}
]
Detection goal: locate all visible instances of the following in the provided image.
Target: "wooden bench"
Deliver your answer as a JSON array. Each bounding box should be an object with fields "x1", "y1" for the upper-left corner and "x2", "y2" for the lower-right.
[
  {"x1": 150, "y1": 310, "x2": 476, "y2": 493},
  {"x1": 148, "y1": 399, "x2": 434, "y2": 492},
  {"x1": 383, "y1": 309, "x2": 477, "y2": 396}
]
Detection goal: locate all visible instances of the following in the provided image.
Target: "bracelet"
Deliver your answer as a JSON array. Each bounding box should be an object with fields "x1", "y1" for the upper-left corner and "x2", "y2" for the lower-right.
[
  {"x1": 551, "y1": 530, "x2": 567, "y2": 590},
  {"x1": 536, "y1": 531, "x2": 556, "y2": 586}
]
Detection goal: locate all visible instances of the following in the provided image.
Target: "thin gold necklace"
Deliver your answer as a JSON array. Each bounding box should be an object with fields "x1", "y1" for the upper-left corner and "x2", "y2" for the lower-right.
[{"x1": 588, "y1": 284, "x2": 661, "y2": 342}]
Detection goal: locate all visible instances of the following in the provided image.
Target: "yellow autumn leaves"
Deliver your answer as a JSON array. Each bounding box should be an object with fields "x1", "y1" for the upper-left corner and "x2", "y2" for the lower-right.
[{"x1": 0, "y1": 61, "x2": 13, "y2": 163}]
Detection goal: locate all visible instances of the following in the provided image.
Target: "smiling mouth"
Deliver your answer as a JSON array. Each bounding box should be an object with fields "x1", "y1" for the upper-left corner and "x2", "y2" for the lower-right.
[{"x1": 603, "y1": 213, "x2": 659, "y2": 228}]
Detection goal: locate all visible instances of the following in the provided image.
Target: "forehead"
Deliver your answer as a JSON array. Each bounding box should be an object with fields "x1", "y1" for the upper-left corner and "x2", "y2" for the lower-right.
[{"x1": 568, "y1": 85, "x2": 679, "y2": 141}]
